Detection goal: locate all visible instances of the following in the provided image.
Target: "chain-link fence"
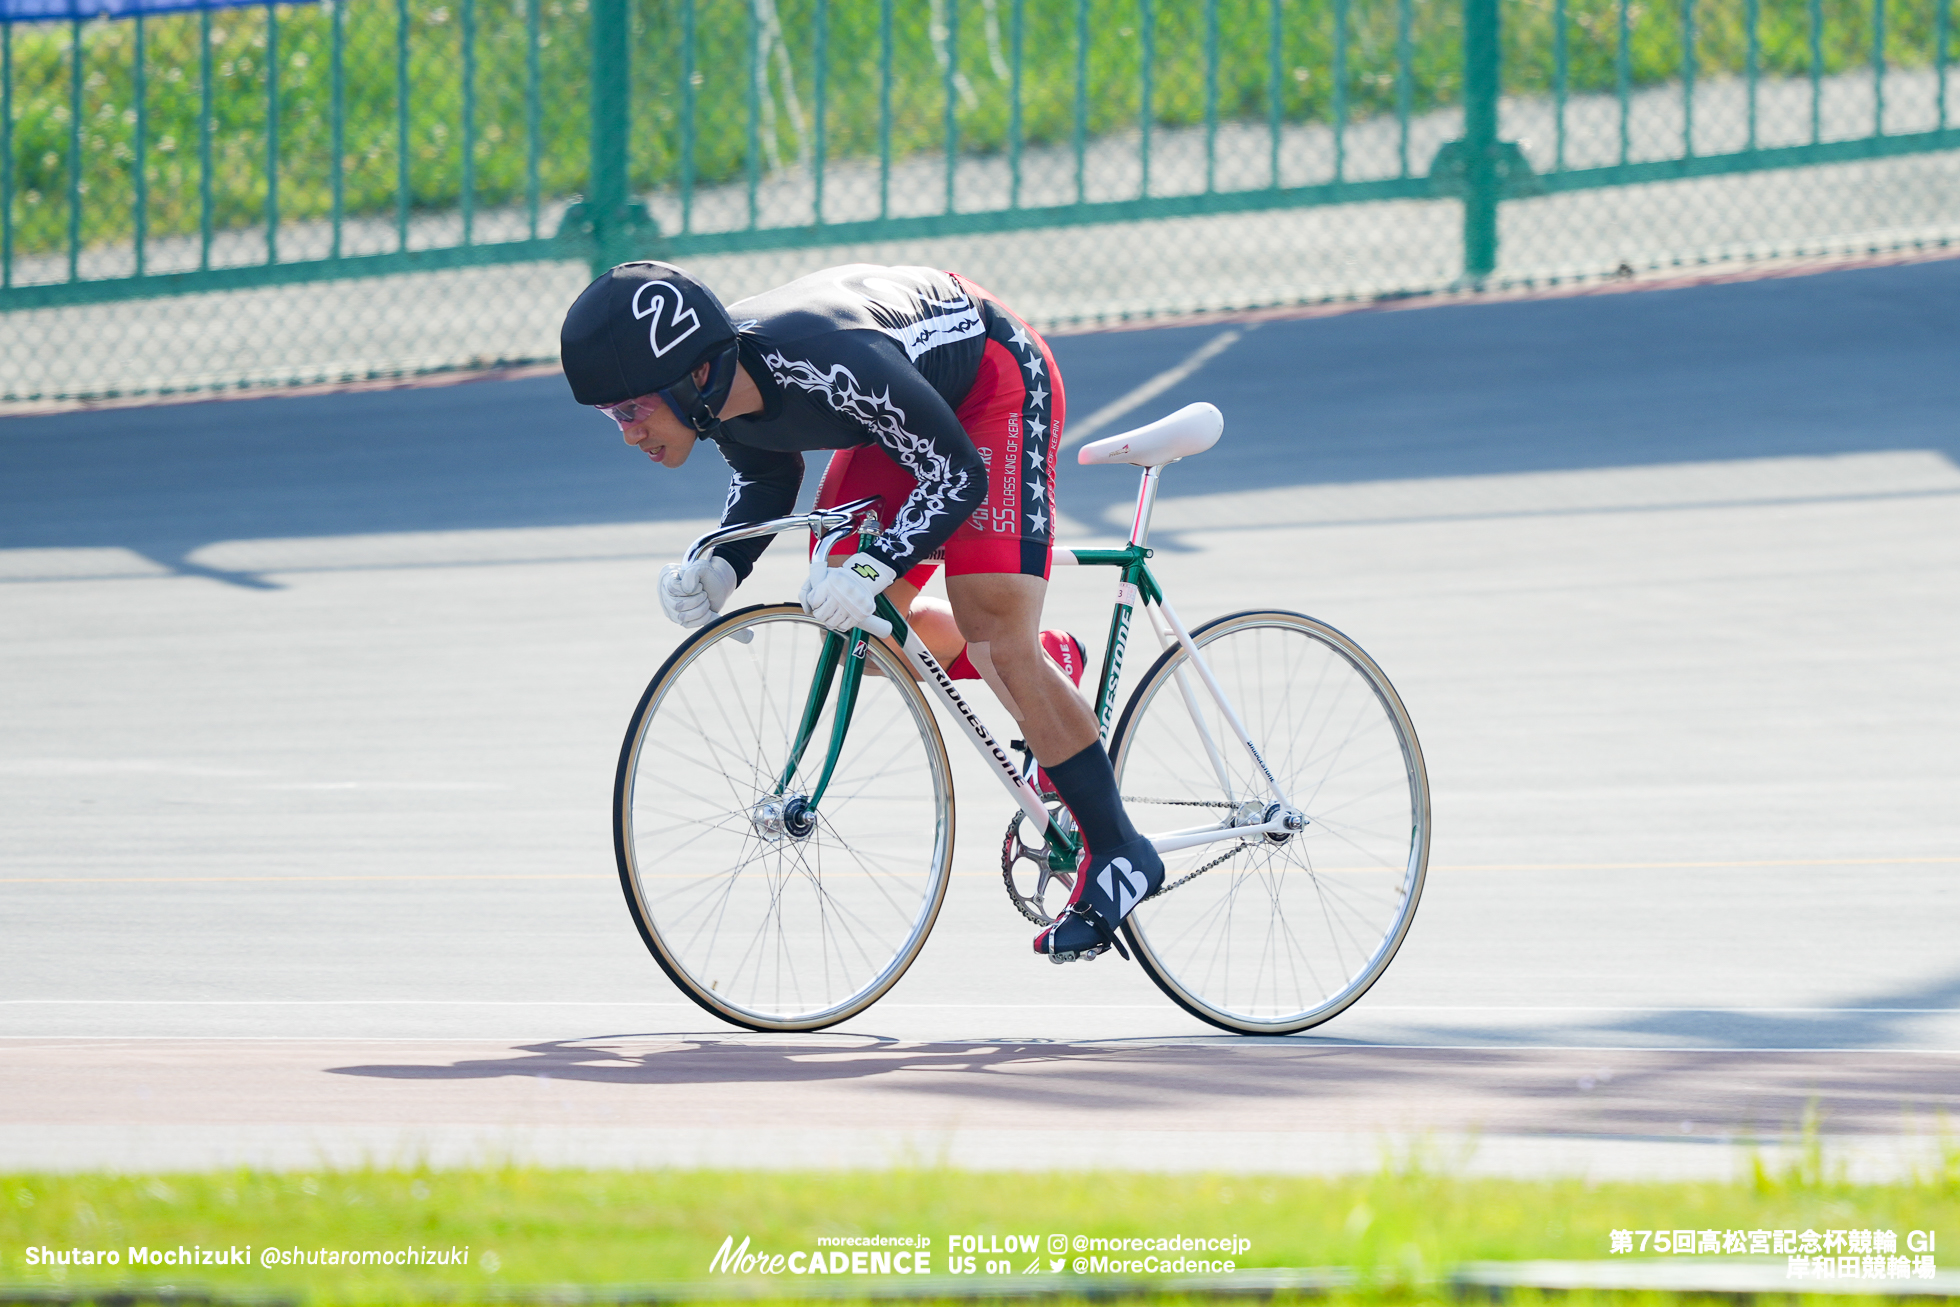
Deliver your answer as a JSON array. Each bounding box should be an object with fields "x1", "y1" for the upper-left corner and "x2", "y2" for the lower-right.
[{"x1": 1, "y1": 0, "x2": 1954, "y2": 402}]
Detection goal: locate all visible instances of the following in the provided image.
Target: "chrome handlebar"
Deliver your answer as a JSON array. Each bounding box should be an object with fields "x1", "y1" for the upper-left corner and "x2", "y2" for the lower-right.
[{"x1": 683, "y1": 495, "x2": 882, "y2": 565}]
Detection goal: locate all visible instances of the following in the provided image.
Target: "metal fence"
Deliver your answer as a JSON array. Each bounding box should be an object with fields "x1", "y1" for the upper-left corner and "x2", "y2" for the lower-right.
[{"x1": 1, "y1": 0, "x2": 1955, "y2": 400}]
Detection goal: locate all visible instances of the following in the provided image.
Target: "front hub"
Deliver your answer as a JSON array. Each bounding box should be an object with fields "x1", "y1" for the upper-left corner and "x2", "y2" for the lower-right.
[
  {"x1": 753, "y1": 795, "x2": 816, "y2": 842},
  {"x1": 781, "y1": 794, "x2": 817, "y2": 838}
]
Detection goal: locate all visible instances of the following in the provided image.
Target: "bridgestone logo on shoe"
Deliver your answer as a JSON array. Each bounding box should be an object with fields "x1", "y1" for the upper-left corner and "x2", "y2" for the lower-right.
[{"x1": 1099, "y1": 856, "x2": 1149, "y2": 917}]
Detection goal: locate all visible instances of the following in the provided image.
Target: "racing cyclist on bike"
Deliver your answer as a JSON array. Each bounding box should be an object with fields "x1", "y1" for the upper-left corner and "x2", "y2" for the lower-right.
[{"x1": 560, "y1": 260, "x2": 1162, "y2": 962}]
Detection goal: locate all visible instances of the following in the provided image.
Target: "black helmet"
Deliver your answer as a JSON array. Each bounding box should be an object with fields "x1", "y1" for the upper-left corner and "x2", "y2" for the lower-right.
[{"x1": 560, "y1": 261, "x2": 741, "y2": 434}]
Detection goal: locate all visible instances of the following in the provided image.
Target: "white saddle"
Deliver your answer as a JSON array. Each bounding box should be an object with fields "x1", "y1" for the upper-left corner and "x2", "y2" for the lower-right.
[{"x1": 1076, "y1": 402, "x2": 1223, "y2": 468}]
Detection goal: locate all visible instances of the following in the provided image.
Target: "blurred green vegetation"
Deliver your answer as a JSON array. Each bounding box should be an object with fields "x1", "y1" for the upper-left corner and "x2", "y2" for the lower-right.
[
  {"x1": 1505, "y1": 0, "x2": 1954, "y2": 99},
  {"x1": 1, "y1": 1145, "x2": 1956, "y2": 1304},
  {"x1": 0, "y1": 0, "x2": 1950, "y2": 258}
]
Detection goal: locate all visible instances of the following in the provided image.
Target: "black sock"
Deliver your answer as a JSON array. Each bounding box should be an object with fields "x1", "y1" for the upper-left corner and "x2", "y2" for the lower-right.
[{"x1": 1043, "y1": 743, "x2": 1140, "y2": 856}]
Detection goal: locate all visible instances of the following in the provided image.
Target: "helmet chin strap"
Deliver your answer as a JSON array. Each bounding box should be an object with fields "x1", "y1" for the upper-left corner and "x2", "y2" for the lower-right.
[{"x1": 665, "y1": 343, "x2": 741, "y2": 440}]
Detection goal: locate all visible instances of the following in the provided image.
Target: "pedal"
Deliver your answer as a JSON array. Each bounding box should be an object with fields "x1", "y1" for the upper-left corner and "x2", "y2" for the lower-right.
[{"x1": 1047, "y1": 943, "x2": 1110, "y2": 965}]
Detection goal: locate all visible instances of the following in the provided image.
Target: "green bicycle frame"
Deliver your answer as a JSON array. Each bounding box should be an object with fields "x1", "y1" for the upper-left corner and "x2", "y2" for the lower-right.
[
  {"x1": 773, "y1": 515, "x2": 918, "y2": 814},
  {"x1": 1046, "y1": 542, "x2": 1162, "y2": 875},
  {"x1": 772, "y1": 599, "x2": 913, "y2": 811},
  {"x1": 781, "y1": 542, "x2": 1162, "y2": 874},
  {"x1": 1070, "y1": 543, "x2": 1164, "y2": 741},
  {"x1": 775, "y1": 629, "x2": 845, "y2": 797}
]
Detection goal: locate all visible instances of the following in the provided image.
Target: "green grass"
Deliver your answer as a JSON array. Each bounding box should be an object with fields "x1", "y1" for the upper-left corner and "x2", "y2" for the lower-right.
[
  {"x1": 3, "y1": 1149, "x2": 1956, "y2": 1305},
  {"x1": 4, "y1": 0, "x2": 1953, "y2": 261}
]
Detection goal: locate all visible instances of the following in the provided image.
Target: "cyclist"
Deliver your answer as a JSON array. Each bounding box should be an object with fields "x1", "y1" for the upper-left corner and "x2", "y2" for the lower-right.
[{"x1": 561, "y1": 260, "x2": 1163, "y2": 962}]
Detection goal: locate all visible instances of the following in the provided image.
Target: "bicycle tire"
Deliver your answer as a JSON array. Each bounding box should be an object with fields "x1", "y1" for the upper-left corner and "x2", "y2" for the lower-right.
[
  {"x1": 614, "y1": 603, "x2": 955, "y2": 1032},
  {"x1": 1109, "y1": 609, "x2": 1430, "y2": 1035}
]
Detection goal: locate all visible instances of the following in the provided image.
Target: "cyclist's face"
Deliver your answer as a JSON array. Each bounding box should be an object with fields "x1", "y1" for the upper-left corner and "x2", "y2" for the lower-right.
[
  {"x1": 620, "y1": 407, "x2": 697, "y2": 469},
  {"x1": 615, "y1": 359, "x2": 713, "y2": 468}
]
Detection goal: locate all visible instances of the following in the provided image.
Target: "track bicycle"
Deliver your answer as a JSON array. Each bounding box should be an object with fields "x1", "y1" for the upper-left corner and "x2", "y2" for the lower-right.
[{"x1": 613, "y1": 402, "x2": 1430, "y2": 1035}]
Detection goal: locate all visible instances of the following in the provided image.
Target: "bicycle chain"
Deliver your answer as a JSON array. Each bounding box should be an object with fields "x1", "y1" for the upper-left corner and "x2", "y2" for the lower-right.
[
  {"x1": 1152, "y1": 841, "x2": 1253, "y2": 897},
  {"x1": 1123, "y1": 797, "x2": 1249, "y2": 897},
  {"x1": 1006, "y1": 797, "x2": 1244, "y2": 915}
]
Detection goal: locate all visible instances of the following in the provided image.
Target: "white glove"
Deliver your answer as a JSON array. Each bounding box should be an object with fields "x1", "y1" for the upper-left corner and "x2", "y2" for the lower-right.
[
  {"x1": 659, "y1": 555, "x2": 738, "y2": 628},
  {"x1": 800, "y1": 551, "x2": 896, "y2": 636}
]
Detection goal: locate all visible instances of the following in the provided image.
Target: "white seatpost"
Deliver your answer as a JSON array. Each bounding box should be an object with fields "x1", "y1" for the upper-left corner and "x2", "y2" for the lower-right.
[{"x1": 1129, "y1": 466, "x2": 1163, "y2": 547}]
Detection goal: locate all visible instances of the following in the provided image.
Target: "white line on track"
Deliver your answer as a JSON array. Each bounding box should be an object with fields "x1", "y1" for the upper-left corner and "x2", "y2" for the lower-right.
[
  {"x1": 3, "y1": 1038, "x2": 1956, "y2": 1052},
  {"x1": 0, "y1": 999, "x2": 700, "y2": 1006},
  {"x1": 9, "y1": 856, "x2": 1952, "y2": 884},
  {"x1": 0, "y1": 1011, "x2": 1952, "y2": 1018},
  {"x1": 1059, "y1": 328, "x2": 1244, "y2": 448}
]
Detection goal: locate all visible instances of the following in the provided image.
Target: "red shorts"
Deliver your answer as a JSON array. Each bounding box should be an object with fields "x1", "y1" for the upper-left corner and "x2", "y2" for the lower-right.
[{"x1": 815, "y1": 279, "x2": 1066, "y2": 585}]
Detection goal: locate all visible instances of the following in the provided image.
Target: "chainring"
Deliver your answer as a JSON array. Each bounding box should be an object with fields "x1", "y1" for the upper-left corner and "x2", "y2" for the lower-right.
[{"x1": 1000, "y1": 799, "x2": 1079, "y2": 926}]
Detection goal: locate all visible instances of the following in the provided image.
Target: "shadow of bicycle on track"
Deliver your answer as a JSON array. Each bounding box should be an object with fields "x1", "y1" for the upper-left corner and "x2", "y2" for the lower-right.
[{"x1": 326, "y1": 1033, "x2": 1960, "y2": 1141}]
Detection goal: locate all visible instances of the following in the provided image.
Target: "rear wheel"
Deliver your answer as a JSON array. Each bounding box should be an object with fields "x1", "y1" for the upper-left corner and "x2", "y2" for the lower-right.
[
  {"x1": 614, "y1": 604, "x2": 955, "y2": 1031},
  {"x1": 1108, "y1": 610, "x2": 1429, "y2": 1034}
]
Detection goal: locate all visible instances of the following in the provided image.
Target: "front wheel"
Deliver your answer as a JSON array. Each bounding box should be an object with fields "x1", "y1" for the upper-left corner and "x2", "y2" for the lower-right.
[
  {"x1": 1109, "y1": 609, "x2": 1430, "y2": 1035},
  {"x1": 614, "y1": 604, "x2": 956, "y2": 1032}
]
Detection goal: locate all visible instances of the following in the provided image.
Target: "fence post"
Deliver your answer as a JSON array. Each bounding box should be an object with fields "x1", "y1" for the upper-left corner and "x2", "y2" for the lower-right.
[
  {"x1": 1461, "y1": 0, "x2": 1501, "y2": 279},
  {"x1": 588, "y1": 0, "x2": 633, "y2": 274}
]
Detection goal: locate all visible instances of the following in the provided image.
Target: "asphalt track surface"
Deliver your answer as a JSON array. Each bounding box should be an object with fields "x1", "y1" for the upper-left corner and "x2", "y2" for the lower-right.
[{"x1": 4, "y1": 258, "x2": 1958, "y2": 1175}]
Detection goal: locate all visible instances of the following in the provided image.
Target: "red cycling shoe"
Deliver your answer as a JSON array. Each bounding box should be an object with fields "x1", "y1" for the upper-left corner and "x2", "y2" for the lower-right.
[{"x1": 1040, "y1": 629, "x2": 1087, "y2": 687}]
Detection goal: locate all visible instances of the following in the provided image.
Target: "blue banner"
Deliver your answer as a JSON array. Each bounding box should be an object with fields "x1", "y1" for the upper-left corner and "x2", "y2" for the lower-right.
[{"x1": 2, "y1": 0, "x2": 315, "y2": 20}]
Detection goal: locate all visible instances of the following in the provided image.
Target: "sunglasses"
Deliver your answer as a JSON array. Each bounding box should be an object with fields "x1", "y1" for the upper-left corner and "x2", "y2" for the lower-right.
[{"x1": 596, "y1": 387, "x2": 691, "y2": 430}]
